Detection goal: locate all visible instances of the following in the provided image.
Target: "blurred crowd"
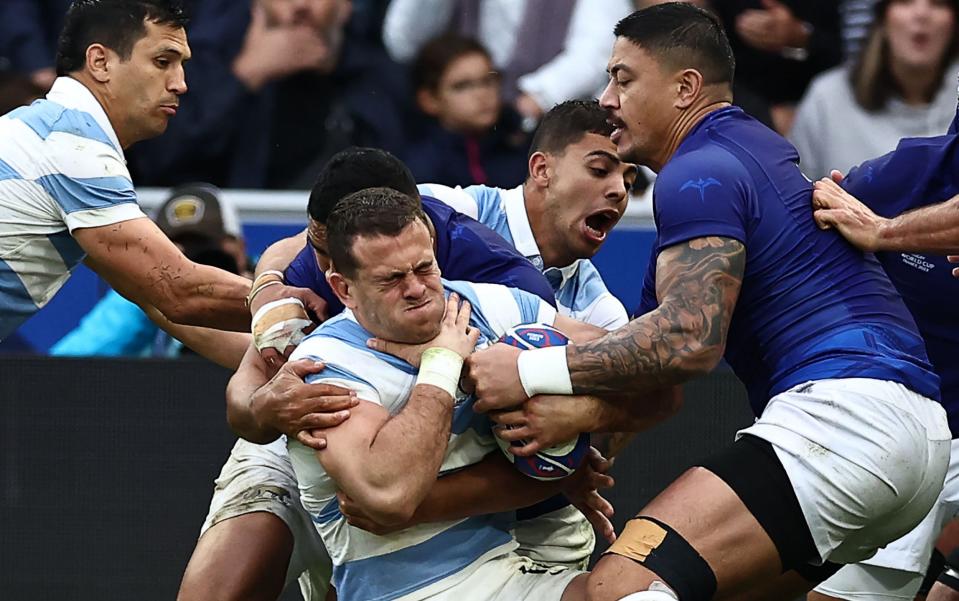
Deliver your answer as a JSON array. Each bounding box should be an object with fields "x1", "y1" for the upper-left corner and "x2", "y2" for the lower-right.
[{"x1": 1, "y1": 0, "x2": 955, "y2": 194}]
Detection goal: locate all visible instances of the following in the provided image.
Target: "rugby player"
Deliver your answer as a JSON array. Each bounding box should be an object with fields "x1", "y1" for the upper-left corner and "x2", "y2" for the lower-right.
[
  {"x1": 0, "y1": 0, "x2": 320, "y2": 340},
  {"x1": 463, "y1": 5, "x2": 951, "y2": 599}
]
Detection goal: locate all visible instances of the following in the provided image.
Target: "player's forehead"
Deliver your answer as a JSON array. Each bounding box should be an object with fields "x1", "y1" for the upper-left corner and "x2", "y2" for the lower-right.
[
  {"x1": 352, "y1": 222, "x2": 435, "y2": 275},
  {"x1": 135, "y1": 20, "x2": 191, "y2": 60}
]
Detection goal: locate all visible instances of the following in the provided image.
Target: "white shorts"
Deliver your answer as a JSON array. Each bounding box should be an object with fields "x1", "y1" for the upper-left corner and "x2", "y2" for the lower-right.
[
  {"x1": 740, "y1": 378, "x2": 951, "y2": 565},
  {"x1": 396, "y1": 552, "x2": 583, "y2": 601},
  {"x1": 813, "y1": 438, "x2": 959, "y2": 600},
  {"x1": 514, "y1": 504, "x2": 596, "y2": 570},
  {"x1": 200, "y1": 438, "x2": 332, "y2": 600}
]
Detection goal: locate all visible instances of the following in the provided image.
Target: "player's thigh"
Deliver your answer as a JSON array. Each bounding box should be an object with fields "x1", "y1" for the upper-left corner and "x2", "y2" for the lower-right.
[
  {"x1": 178, "y1": 511, "x2": 293, "y2": 601},
  {"x1": 929, "y1": 580, "x2": 959, "y2": 601},
  {"x1": 514, "y1": 502, "x2": 596, "y2": 570},
  {"x1": 809, "y1": 564, "x2": 925, "y2": 601},
  {"x1": 587, "y1": 466, "x2": 782, "y2": 601}
]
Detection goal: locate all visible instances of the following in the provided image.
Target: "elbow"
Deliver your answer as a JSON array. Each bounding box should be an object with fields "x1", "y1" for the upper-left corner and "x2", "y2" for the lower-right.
[{"x1": 352, "y1": 485, "x2": 419, "y2": 526}]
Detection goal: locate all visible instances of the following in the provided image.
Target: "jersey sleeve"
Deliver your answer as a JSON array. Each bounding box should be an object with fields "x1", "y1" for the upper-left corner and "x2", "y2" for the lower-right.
[
  {"x1": 652, "y1": 149, "x2": 751, "y2": 249},
  {"x1": 632, "y1": 253, "x2": 659, "y2": 319},
  {"x1": 417, "y1": 183, "x2": 480, "y2": 220},
  {"x1": 561, "y1": 260, "x2": 628, "y2": 330},
  {"x1": 291, "y1": 336, "x2": 383, "y2": 405}
]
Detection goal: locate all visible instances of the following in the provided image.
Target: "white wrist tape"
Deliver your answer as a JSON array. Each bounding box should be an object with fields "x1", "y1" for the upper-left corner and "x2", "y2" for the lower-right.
[
  {"x1": 251, "y1": 297, "x2": 314, "y2": 352},
  {"x1": 517, "y1": 346, "x2": 572, "y2": 397},
  {"x1": 415, "y1": 347, "x2": 465, "y2": 399}
]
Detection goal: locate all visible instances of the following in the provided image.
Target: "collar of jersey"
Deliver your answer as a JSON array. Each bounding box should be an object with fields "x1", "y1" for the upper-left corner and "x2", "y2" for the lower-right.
[
  {"x1": 46, "y1": 76, "x2": 124, "y2": 156},
  {"x1": 501, "y1": 185, "x2": 541, "y2": 261}
]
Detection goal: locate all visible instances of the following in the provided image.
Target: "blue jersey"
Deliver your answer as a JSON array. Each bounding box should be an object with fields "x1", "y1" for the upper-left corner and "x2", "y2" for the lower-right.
[
  {"x1": 284, "y1": 195, "x2": 555, "y2": 315},
  {"x1": 637, "y1": 106, "x2": 939, "y2": 415},
  {"x1": 842, "y1": 120, "x2": 959, "y2": 434}
]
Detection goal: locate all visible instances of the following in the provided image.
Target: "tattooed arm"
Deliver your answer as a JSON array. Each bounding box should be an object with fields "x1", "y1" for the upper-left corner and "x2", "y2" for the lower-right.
[{"x1": 468, "y1": 236, "x2": 745, "y2": 411}]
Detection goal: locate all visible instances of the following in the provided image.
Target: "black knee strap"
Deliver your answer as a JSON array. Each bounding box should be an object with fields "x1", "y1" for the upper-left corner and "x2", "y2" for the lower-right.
[{"x1": 604, "y1": 515, "x2": 717, "y2": 601}]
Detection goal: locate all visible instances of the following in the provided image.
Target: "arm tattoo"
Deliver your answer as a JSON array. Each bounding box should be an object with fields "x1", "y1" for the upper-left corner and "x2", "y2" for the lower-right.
[{"x1": 568, "y1": 236, "x2": 745, "y2": 394}]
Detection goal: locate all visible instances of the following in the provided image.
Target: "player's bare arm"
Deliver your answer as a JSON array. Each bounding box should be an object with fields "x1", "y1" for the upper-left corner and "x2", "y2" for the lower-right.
[
  {"x1": 76, "y1": 217, "x2": 253, "y2": 331},
  {"x1": 140, "y1": 303, "x2": 250, "y2": 369},
  {"x1": 814, "y1": 177, "x2": 959, "y2": 255},
  {"x1": 468, "y1": 236, "x2": 744, "y2": 408}
]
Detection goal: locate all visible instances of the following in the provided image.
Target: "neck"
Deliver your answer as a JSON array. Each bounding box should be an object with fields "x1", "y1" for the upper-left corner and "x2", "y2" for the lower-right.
[
  {"x1": 649, "y1": 98, "x2": 730, "y2": 173},
  {"x1": 521, "y1": 181, "x2": 562, "y2": 268},
  {"x1": 890, "y1": 58, "x2": 939, "y2": 105},
  {"x1": 70, "y1": 72, "x2": 132, "y2": 148}
]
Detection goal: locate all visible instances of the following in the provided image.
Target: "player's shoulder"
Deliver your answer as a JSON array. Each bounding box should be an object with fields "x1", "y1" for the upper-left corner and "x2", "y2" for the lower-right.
[
  {"x1": 657, "y1": 143, "x2": 749, "y2": 200},
  {"x1": 7, "y1": 99, "x2": 120, "y2": 154}
]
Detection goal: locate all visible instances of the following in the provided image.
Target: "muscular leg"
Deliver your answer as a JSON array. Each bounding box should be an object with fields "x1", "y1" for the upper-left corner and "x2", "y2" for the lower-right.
[
  {"x1": 929, "y1": 583, "x2": 959, "y2": 601},
  {"x1": 177, "y1": 512, "x2": 294, "y2": 601},
  {"x1": 562, "y1": 573, "x2": 589, "y2": 601},
  {"x1": 586, "y1": 467, "x2": 790, "y2": 601}
]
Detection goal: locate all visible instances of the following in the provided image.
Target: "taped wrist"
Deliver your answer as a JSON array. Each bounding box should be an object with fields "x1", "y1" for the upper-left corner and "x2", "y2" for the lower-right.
[
  {"x1": 517, "y1": 346, "x2": 572, "y2": 397},
  {"x1": 415, "y1": 347, "x2": 464, "y2": 399},
  {"x1": 252, "y1": 297, "x2": 313, "y2": 352}
]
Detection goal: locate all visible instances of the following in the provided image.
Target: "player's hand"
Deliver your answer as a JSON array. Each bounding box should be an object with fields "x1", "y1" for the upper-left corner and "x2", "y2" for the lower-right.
[
  {"x1": 251, "y1": 284, "x2": 327, "y2": 373},
  {"x1": 812, "y1": 177, "x2": 885, "y2": 252},
  {"x1": 467, "y1": 343, "x2": 527, "y2": 413},
  {"x1": 563, "y1": 447, "x2": 617, "y2": 544},
  {"x1": 250, "y1": 359, "x2": 358, "y2": 450},
  {"x1": 736, "y1": 0, "x2": 809, "y2": 53},
  {"x1": 337, "y1": 490, "x2": 411, "y2": 535},
  {"x1": 830, "y1": 169, "x2": 845, "y2": 184},
  {"x1": 491, "y1": 395, "x2": 597, "y2": 457},
  {"x1": 369, "y1": 293, "x2": 479, "y2": 365}
]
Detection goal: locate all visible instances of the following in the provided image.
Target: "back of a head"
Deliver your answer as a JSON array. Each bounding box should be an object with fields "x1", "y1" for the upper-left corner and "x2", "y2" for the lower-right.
[
  {"x1": 308, "y1": 147, "x2": 419, "y2": 224},
  {"x1": 326, "y1": 187, "x2": 429, "y2": 277},
  {"x1": 614, "y1": 2, "x2": 735, "y2": 87},
  {"x1": 528, "y1": 100, "x2": 615, "y2": 159},
  {"x1": 56, "y1": 0, "x2": 188, "y2": 76}
]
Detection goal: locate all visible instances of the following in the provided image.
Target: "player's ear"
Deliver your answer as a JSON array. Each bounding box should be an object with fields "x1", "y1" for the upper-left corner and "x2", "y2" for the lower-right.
[
  {"x1": 86, "y1": 43, "x2": 112, "y2": 83},
  {"x1": 675, "y1": 68, "x2": 703, "y2": 109},
  {"x1": 327, "y1": 270, "x2": 355, "y2": 308},
  {"x1": 528, "y1": 151, "x2": 550, "y2": 188}
]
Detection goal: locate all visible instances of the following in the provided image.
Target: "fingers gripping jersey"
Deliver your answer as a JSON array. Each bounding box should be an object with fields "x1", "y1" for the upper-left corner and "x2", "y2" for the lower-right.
[{"x1": 287, "y1": 279, "x2": 556, "y2": 601}]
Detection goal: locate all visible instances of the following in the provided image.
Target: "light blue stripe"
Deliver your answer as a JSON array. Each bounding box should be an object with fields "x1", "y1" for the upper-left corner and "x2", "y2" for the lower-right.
[
  {"x1": 557, "y1": 260, "x2": 611, "y2": 312},
  {"x1": 465, "y1": 185, "x2": 510, "y2": 240},
  {"x1": 0, "y1": 258, "x2": 38, "y2": 340},
  {"x1": 509, "y1": 287, "x2": 541, "y2": 324},
  {"x1": 35, "y1": 173, "x2": 136, "y2": 215},
  {"x1": 0, "y1": 157, "x2": 21, "y2": 181},
  {"x1": 8, "y1": 101, "x2": 117, "y2": 151},
  {"x1": 47, "y1": 230, "x2": 86, "y2": 271},
  {"x1": 442, "y1": 280, "x2": 498, "y2": 342},
  {"x1": 332, "y1": 514, "x2": 513, "y2": 601},
  {"x1": 305, "y1": 363, "x2": 377, "y2": 392},
  {"x1": 310, "y1": 497, "x2": 342, "y2": 526},
  {"x1": 318, "y1": 317, "x2": 418, "y2": 375}
]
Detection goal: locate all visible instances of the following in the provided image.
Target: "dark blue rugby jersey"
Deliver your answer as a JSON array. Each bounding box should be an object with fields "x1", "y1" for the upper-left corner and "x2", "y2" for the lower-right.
[
  {"x1": 842, "y1": 119, "x2": 959, "y2": 435},
  {"x1": 635, "y1": 106, "x2": 939, "y2": 415},
  {"x1": 284, "y1": 195, "x2": 556, "y2": 317}
]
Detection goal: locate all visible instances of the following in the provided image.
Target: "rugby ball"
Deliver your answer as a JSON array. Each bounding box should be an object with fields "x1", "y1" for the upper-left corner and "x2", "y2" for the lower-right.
[{"x1": 495, "y1": 324, "x2": 590, "y2": 481}]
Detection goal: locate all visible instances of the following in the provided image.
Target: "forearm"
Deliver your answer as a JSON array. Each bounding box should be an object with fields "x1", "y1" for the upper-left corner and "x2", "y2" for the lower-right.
[
  {"x1": 410, "y1": 453, "x2": 562, "y2": 525},
  {"x1": 226, "y1": 344, "x2": 279, "y2": 443},
  {"x1": 142, "y1": 304, "x2": 249, "y2": 369},
  {"x1": 161, "y1": 263, "x2": 251, "y2": 331},
  {"x1": 877, "y1": 195, "x2": 959, "y2": 254},
  {"x1": 256, "y1": 231, "x2": 306, "y2": 276}
]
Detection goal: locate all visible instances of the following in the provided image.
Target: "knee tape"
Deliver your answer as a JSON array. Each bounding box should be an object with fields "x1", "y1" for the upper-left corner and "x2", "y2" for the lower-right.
[{"x1": 605, "y1": 516, "x2": 717, "y2": 601}]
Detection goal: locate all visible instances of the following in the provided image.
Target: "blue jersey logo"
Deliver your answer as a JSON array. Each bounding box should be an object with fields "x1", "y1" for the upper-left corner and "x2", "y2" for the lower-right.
[{"x1": 680, "y1": 177, "x2": 722, "y2": 201}]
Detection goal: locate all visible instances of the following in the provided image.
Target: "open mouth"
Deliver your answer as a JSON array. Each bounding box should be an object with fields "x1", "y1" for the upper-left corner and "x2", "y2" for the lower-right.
[
  {"x1": 583, "y1": 209, "x2": 621, "y2": 243},
  {"x1": 607, "y1": 116, "x2": 626, "y2": 143}
]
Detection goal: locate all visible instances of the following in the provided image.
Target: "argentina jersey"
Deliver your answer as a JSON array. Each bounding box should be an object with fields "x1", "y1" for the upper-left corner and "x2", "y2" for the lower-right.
[
  {"x1": 0, "y1": 77, "x2": 144, "y2": 339},
  {"x1": 419, "y1": 183, "x2": 628, "y2": 330},
  {"x1": 286, "y1": 279, "x2": 556, "y2": 601}
]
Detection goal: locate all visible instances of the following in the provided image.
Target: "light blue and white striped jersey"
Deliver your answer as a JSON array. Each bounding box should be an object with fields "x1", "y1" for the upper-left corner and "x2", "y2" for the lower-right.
[
  {"x1": 287, "y1": 279, "x2": 557, "y2": 601},
  {"x1": 419, "y1": 183, "x2": 628, "y2": 330},
  {"x1": 0, "y1": 77, "x2": 144, "y2": 340}
]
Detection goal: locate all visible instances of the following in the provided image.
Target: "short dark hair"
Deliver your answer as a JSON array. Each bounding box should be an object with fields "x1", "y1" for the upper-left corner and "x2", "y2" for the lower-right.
[
  {"x1": 528, "y1": 100, "x2": 614, "y2": 159},
  {"x1": 308, "y1": 147, "x2": 419, "y2": 223},
  {"x1": 326, "y1": 187, "x2": 431, "y2": 278},
  {"x1": 56, "y1": 0, "x2": 188, "y2": 76},
  {"x1": 412, "y1": 34, "x2": 491, "y2": 92},
  {"x1": 614, "y1": 3, "x2": 734, "y2": 86}
]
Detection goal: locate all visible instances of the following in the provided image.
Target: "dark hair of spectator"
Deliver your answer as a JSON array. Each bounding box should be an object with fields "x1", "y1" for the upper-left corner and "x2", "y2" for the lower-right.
[
  {"x1": 412, "y1": 34, "x2": 493, "y2": 92},
  {"x1": 56, "y1": 0, "x2": 189, "y2": 76},
  {"x1": 850, "y1": 0, "x2": 959, "y2": 112},
  {"x1": 613, "y1": 3, "x2": 735, "y2": 86},
  {"x1": 308, "y1": 147, "x2": 420, "y2": 224},
  {"x1": 0, "y1": 71, "x2": 45, "y2": 114},
  {"x1": 528, "y1": 100, "x2": 615, "y2": 160},
  {"x1": 326, "y1": 187, "x2": 431, "y2": 278}
]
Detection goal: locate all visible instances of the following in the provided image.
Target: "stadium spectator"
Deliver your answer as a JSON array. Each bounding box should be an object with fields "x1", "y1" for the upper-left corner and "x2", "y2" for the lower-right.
[
  {"x1": 711, "y1": 0, "x2": 843, "y2": 134},
  {"x1": 382, "y1": 0, "x2": 632, "y2": 126},
  {"x1": 791, "y1": 0, "x2": 959, "y2": 181},
  {"x1": 0, "y1": 0, "x2": 72, "y2": 91},
  {"x1": 404, "y1": 34, "x2": 529, "y2": 189},
  {"x1": 129, "y1": 0, "x2": 408, "y2": 189},
  {"x1": 51, "y1": 184, "x2": 250, "y2": 358},
  {"x1": 0, "y1": 70, "x2": 45, "y2": 115}
]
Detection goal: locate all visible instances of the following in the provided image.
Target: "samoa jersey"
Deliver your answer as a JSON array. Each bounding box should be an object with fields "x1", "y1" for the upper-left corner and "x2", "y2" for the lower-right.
[
  {"x1": 287, "y1": 279, "x2": 557, "y2": 601},
  {"x1": 636, "y1": 106, "x2": 939, "y2": 415},
  {"x1": 841, "y1": 120, "x2": 959, "y2": 435},
  {"x1": 419, "y1": 183, "x2": 628, "y2": 330},
  {"x1": 284, "y1": 195, "x2": 556, "y2": 315},
  {"x1": 0, "y1": 77, "x2": 144, "y2": 340}
]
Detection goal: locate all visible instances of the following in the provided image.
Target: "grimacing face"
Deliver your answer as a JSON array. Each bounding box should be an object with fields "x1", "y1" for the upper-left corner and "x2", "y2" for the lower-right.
[
  {"x1": 106, "y1": 20, "x2": 190, "y2": 147},
  {"x1": 599, "y1": 37, "x2": 678, "y2": 169},
  {"x1": 539, "y1": 133, "x2": 636, "y2": 266},
  {"x1": 333, "y1": 220, "x2": 445, "y2": 344}
]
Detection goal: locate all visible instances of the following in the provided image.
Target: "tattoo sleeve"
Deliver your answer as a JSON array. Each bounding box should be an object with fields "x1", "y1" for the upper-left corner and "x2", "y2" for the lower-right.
[{"x1": 567, "y1": 236, "x2": 745, "y2": 394}]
